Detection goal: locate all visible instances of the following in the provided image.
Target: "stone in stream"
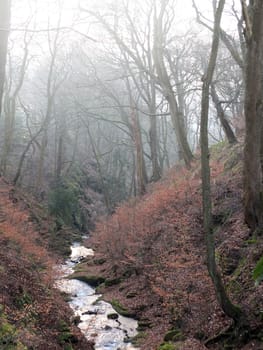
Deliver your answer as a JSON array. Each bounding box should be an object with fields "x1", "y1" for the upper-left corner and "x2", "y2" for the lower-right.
[
  {"x1": 82, "y1": 310, "x2": 98, "y2": 315},
  {"x1": 107, "y1": 313, "x2": 119, "y2": 320}
]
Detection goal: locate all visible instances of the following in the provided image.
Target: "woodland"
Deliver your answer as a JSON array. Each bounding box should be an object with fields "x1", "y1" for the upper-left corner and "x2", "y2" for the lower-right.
[{"x1": 0, "y1": 0, "x2": 263, "y2": 349}]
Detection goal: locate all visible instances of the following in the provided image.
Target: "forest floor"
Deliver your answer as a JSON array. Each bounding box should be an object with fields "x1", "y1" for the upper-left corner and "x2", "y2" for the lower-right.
[
  {"x1": 74, "y1": 142, "x2": 263, "y2": 350},
  {"x1": 0, "y1": 178, "x2": 94, "y2": 349}
]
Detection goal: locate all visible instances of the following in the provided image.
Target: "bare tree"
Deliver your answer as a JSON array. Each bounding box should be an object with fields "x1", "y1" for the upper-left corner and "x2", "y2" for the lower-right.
[
  {"x1": 211, "y1": 83, "x2": 237, "y2": 144},
  {"x1": 153, "y1": 0, "x2": 193, "y2": 167},
  {"x1": 1, "y1": 32, "x2": 31, "y2": 174},
  {"x1": 200, "y1": 0, "x2": 241, "y2": 321}
]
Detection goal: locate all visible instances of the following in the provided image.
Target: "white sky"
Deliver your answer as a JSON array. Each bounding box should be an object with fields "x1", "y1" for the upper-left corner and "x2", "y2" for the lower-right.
[{"x1": 11, "y1": 0, "x2": 241, "y2": 33}]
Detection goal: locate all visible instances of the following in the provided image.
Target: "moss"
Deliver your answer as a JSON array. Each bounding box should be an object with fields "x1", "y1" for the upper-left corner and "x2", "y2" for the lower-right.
[
  {"x1": 15, "y1": 292, "x2": 32, "y2": 309},
  {"x1": 158, "y1": 342, "x2": 177, "y2": 350},
  {"x1": 164, "y1": 329, "x2": 185, "y2": 342},
  {"x1": 57, "y1": 320, "x2": 76, "y2": 345},
  {"x1": 245, "y1": 238, "x2": 258, "y2": 245},
  {"x1": 0, "y1": 314, "x2": 27, "y2": 350},
  {"x1": 230, "y1": 257, "x2": 246, "y2": 279},
  {"x1": 104, "y1": 277, "x2": 122, "y2": 287},
  {"x1": 137, "y1": 319, "x2": 152, "y2": 331},
  {"x1": 210, "y1": 140, "x2": 227, "y2": 152},
  {"x1": 63, "y1": 345, "x2": 73, "y2": 350},
  {"x1": 131, "y1": 331, "x2": 147, "y2": 346},
  {"x1": 110, "y1": 299, "x2": 136, "y2": 317}
]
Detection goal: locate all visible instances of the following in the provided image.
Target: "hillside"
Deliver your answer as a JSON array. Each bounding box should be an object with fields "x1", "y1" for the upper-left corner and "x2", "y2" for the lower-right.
[
  {"x1": 74, "y1": 142, "x2": 263, "y2": 350},
  {"x1": 0, "y1": 177, "x2": 94, "y2": 349}
]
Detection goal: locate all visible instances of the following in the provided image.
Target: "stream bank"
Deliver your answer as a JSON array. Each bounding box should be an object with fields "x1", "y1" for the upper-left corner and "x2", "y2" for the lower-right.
[{"x1": 57, "y1": 243, "x2": 139, "y2": 350}]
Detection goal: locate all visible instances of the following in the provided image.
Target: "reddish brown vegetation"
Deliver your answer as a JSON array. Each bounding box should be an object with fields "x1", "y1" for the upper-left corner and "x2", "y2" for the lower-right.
[
  {"x1": 83, "y1": 144, "x2": 263, "y2": 349},
  {"x1": 0, "y1": 177, "x2": 93, "y2": 349}
]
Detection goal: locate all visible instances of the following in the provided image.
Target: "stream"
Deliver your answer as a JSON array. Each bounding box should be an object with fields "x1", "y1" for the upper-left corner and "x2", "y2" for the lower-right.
[{"x1": 56, "y1": 242, "x2": 139, "y2": 350}]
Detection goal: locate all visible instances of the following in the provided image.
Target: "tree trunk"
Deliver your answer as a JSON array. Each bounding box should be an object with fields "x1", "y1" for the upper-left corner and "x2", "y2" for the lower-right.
[
  {"x1": 149, "y1": 89, "x2": 161, "y2": 181},
  {"x1": 200, "y1": 0, "x2": 241, "y2": 321},
  {"x1": 13, "y1": 127, "x2": 43, "y2": 186},
  {"x1": 153, "y1": 1, "x2": 193, "y2": 168},
  {"x1": 211, "y1": 83, "x2": 238, "y2": 144},
  {"x1": 0, "y1": 0, "x2": 10, "y2": 117},
  {"x1": 242, "y1": 0, "x2": 263, "y2": 230},
  {"x1": 132, "y1": 107, "x2": 148, "y2": 196}
]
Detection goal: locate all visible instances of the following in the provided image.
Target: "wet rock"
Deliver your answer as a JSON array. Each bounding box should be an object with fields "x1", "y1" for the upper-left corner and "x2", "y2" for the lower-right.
[
  {"x1": 82, "y1": 310, "x2": 98, "y2": 315},
  {"x1": 104, "y1": 325, "x2": 112, "y2": 331},
  {"x1": 107, "y1": 313, "x2": 119, "y2": 320},
  {"x1": 72, "y1": 315, "x2": 81, "y2": 325},
  {"x1": 69, "y1": 274, "x2": 105, "y2": 287}
]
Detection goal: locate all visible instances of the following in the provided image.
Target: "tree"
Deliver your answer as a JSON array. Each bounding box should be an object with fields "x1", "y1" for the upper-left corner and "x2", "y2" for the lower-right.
[
  {"x1": 1, "y1": 32, "x2": 31, "y2": 174},
  {"x1": 200, "y1": 0, "x2": 241, "y2": 321},
  {"x1": 210, "y1": 83, "x2": 237, "y2": 144},
  {"x1": 241, "y1": 0, "x2": 263, "y2": 230},
  {"x1": 0, "y1": 0, "x2": 11, "y2": 116},
  {"x1": 153, "y1": 0, "x2": 193, "y2": 167}
]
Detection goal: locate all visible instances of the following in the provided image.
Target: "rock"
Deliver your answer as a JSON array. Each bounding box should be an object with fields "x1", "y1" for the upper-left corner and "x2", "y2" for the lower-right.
[
  {"x1": 69, "y1": 274, "x2": 105, "y2": 287},
  {"x1": 72, "y1": 315, "x2": 81, "y2": 325},
  {"x1": 82, "y1": 310, "x2": 98, "y2": 315},
  {"x1": 104, "y1": 325, "x2": 112, "y2": 331},
  {"x1": 107, "y1": 313, "x2": 119, "y2": 320}
]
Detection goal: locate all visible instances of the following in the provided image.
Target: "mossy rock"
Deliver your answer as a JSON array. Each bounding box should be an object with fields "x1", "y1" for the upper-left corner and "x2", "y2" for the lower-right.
[
  {"x1": 105, "y1": 277, "x2": 122, "y2": 287},
  {"x1": 137, "y1": 319, "x2": 152, "y2": 331},
  {"x1": 110, "y1": 299, "x2": 136, "y2": 317},
  {"x1": 164, "y1": 329, "x2": 185, "y2": 342},
  {"x1": 69, "y1": 273, "x2": 105, "y2": 287}
]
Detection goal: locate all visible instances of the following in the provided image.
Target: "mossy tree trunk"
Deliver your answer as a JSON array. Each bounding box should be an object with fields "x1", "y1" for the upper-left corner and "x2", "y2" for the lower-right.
[{"x1": 200, "y1": 0, "x2": 241, "y2": 321}]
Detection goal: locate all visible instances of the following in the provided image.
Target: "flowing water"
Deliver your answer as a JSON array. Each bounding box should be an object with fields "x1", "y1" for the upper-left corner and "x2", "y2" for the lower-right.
[{"x1": 56, "y1": 243, "x2": 139, "y2": 350}]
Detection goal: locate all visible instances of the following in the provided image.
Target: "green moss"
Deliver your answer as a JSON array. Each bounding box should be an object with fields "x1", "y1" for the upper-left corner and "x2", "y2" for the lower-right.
[
  {"x1": 164, "y1": 329, "x2": 185, "y2": 342},
  {"x1": 131, "y1": 331, "x2": 147, "y2": 346},
  {"x1": 232, "y1": 257, "x2": 246, "y2": 278},
  {"x1": 210, "y1": 140, "x2": 227, "y2": 155},
  {"x1": 253, "y1": 256, "x2": 263, "y2": 286},
  {"x1": 15, "y1": 292, "x2": 32, "y2": 309},
  {"x1": 0, "y1": 314, "x2": 27, "y2": 350},
  {"x1": 104, "y1": 277, "x2": 122, "y2": 287},
  {"x1": 245, "y1": 238, "x2": 258, "y2": 245},
  {"x1": 137, "y1": 319, "x2": 152, "y2": 331},
  {"x1": 227, "y1": 279, "x2": 242, "y2": 296},
  {"x1": 158, "y1": 342, "x2": 177, "y2": 350},
  {"x1": 110, "y1": 299, "x2": 136, "y2": 317},
  {"x1": 57, "y1": 320, "x2": 76, "y2": 345}
]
